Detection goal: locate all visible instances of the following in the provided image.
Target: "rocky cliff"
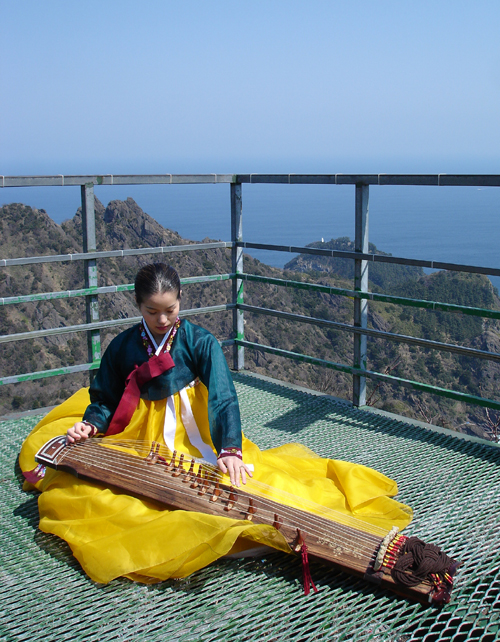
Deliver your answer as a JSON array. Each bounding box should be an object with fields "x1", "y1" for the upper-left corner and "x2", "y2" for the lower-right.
[{"x1": 2, "y1": 199, "x2": 500, "y2": 441}]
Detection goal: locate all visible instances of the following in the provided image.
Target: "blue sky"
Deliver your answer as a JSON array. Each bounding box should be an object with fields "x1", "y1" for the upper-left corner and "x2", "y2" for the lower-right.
[{"x1": 1, "y1": 0, "x2": 500, "y2": 174}]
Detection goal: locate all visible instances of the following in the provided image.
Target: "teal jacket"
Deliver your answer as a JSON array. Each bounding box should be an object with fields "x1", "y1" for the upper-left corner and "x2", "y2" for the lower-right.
[{"x1": 83, "y1": 320, "x2": 242, "y2": 454}]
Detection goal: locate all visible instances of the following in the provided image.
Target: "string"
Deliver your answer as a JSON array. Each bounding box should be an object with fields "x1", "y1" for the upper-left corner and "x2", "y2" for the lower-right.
[
  {"x1": 107, "y1": 439, "x2": 389, "y2": 537},
  {"x1": 58, "y1": 442, "x2": 382, "y2": 558},
  {"x1": 62, "y1": 445, "x2": 380, "y2": 560},
  {"x1": 56, "y1": 438, "x2": 388, "y2": 560},
  {"x1": 60, "y1": 438, "x2": 385, "y2": 552},
  {"x1": 68, "y1": 437, "x2": 383, "y2": 544},
  {"x1": 97, "y1": 437, "x2": 388, "y2": 536}
]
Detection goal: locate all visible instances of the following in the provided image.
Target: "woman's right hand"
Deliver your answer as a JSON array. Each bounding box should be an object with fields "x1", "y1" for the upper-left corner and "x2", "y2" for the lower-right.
[{"x1": 66, "y1": 422, "x2": 94, "y2": 444}]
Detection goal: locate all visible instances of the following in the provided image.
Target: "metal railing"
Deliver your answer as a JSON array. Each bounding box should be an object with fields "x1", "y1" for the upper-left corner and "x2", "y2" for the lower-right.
[{"x1": 2, "y1": 173, "x2": 500, "y2": 412}]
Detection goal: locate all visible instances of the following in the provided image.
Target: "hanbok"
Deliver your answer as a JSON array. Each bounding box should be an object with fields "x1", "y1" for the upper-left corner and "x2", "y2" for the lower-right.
[{"x1": 19, "y1": 319, "x2": 413, "y2": 584}]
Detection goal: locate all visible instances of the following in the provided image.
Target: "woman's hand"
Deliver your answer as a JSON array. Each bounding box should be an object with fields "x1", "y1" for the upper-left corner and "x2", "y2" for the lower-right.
[
  {"x1": 217, "y1": 455, "x2": 253, "y2": 488},
  {"x1": 66, "y1": 422, "x2": 94, "y2": 444}
]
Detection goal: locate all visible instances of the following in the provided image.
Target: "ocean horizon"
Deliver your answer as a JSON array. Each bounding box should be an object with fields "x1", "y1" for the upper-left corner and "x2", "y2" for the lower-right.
[{"x1": 3, "y1": 181, "x2": 500, "y2": 290}]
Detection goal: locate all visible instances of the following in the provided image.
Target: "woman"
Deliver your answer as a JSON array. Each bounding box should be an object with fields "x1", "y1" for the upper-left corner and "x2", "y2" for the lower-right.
[
  {"x1": 66, "y1": 263, "x2": 251, "y2": 488},
  {"x1": 19, "y1": 263, "x2": 412, "y2": 584}
]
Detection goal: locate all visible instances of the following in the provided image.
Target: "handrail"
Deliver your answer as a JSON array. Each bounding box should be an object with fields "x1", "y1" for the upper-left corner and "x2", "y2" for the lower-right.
[
  {"x1": 238, "y1": 304, "x2": 500, "y2": 362},
  {"x1": 1, "y1": 174, "x2": 236, "y2": 187},
  {"x1": 236, "y1": 340, "x2": 500, "y2": 411},
  {"x1": 3, "y1": 172, "x2": 500, "y2": 187},
  {"x1": 1, "y1": 242, "x2": 232, "y2": 268},
  {"x1": 0, "y1": 274, "x2": 234, "y2": 306},
  {"x1": 239, "y1": 242, "x2": 500, "y2": 278},
  {"x1": 236, "y1": 173, "x2": 500, "y2": 186},
  {"x1": 2, "y1": 173, "x2": 500, "y2": 421},
  {"x1": 239, "y1": 273, "x2": 500, "y2": 319},
  {"x1": 0, "y1": 304, "x2": 235, "y2": 344}
]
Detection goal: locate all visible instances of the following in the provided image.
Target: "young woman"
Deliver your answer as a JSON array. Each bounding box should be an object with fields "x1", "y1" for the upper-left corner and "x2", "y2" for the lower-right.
[
  {"x1": 19, "y1": 263, "x2": 412, "y2": 585},
  {"x1": 66, "y1": 263, "x2": 251, "y2": 487}
]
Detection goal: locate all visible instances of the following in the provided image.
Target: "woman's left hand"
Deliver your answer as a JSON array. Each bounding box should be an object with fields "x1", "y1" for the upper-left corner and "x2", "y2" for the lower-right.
[{"x1": 217, "y1": 456, "x2": 253, "y2": 487}]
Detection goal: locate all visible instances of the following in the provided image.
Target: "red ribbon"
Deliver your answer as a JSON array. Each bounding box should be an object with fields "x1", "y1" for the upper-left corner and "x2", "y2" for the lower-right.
[
  {"x1": 106, "y1": 351, "x2": 175, "y2": 436},
  {"x1": 301, "y1": 543, "x2": 318, "y2": 596}
]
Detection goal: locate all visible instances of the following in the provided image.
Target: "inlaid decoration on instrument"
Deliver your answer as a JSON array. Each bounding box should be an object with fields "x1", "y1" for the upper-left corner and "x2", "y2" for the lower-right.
[
  {"x1": 36, "y1": 436, "x2": 461, "y2": 606},
  {"x1": 315, "y1": 538, "x2": 352, "y2": 558}
]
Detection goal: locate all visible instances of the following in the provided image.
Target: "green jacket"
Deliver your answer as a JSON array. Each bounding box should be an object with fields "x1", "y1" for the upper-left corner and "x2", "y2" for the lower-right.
[{"x1": 83, "y1": 320, "x2": 242, "y2": 454}]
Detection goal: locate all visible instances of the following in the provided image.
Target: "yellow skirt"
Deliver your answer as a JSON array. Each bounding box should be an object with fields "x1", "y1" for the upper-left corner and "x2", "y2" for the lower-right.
[{"x1": 19, "y1": 387, "x2": 413, "y2": 584}]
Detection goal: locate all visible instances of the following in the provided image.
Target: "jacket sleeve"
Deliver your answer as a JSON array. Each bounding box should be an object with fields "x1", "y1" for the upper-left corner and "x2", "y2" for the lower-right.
[
  {"x1": 192, "y1": 331, "x2": 242, "y2": 455},
  {"x1": 82, "y1": 339, "x2": 127, "y2": 433}
]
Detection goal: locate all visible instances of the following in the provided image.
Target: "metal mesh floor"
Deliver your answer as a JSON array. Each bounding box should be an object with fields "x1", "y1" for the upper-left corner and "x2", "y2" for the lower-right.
[{"x1": 1, "y1": 372, "x2": 499, "y2": 642}]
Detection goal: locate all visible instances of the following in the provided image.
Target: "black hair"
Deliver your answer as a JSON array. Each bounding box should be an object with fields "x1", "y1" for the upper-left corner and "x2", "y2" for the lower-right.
[{"x1": 134, "y1": 263, "x2": 181, "y2": 305}]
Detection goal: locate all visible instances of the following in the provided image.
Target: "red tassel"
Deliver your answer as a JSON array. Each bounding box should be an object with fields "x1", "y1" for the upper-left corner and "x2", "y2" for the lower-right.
[
  {"x1": 22, "y1": 464, "x2": 46, "y2": 485},
  {"x1": 301, "y1": 543, "x2": 318, "y2": 595}
]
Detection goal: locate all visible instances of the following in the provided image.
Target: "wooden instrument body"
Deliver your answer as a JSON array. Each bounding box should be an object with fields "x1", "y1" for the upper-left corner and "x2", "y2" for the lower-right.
[{"x1": 35, "y1": 436, "x2": 456, "y2": 605}]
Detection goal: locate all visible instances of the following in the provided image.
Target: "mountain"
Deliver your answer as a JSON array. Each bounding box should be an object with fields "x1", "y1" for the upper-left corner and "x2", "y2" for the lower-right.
[
  {"x1": 1, "y1": 200, "x2": 500, "y2": 441},
  {"x1": 284, "y1": 237, "x2": 424, "y2": 292}
]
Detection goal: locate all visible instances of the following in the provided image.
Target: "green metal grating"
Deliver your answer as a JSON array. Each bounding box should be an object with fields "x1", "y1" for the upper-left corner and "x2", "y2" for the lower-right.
[{"x1": 1, "y1": 372, "x2": 499, "y2": 642}]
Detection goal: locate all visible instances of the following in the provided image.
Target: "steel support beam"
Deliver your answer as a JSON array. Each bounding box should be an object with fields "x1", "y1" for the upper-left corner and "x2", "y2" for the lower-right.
[
  {"x1": 231, "y1": 182, "x2": 244, "y2": 370},
  {"x1": 353, "y1": 184, "x2": 369, "y2": 406},
  {"x1": 81, "y1": 183, "x2": 100, "y2": 380}
]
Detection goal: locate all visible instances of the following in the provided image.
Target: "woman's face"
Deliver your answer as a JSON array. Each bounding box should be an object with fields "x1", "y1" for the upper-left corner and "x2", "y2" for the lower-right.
[{"x1": 139, "y1": 290, "x2": 181, "y2": 342}]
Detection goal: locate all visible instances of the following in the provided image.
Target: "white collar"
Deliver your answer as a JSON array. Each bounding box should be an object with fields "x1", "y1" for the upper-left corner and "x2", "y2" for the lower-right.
[{"x1": 142, "y1": 318, "x2": 173, "y2": 356}]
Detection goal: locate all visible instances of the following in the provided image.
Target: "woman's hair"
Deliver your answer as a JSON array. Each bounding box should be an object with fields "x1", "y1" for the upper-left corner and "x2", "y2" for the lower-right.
[{"x1": 134, "y1": 263, "x2": 181, "y2": 305}]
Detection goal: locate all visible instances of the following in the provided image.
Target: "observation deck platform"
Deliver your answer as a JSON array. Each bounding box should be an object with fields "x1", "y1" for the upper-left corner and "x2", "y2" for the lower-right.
[{"x1": 1, "y1": 372, "x2": 499, "y2": 642}]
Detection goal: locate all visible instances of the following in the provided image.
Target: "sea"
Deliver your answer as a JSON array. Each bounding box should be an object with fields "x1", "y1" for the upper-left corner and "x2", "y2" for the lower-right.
[{"x1": 3, "y1": 181, "x2": 500, "y2": 290}]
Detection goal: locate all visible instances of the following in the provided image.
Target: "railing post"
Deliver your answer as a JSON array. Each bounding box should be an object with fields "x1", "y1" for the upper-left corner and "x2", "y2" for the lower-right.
[
  {"x1": 231, "y1": 182, "x2": 244, "y2": 370},
  {"x1": 353, "y1": 183, "x2": 369, "y2": 406},
  {"x1": 81, "y1": 183, "x2": 101, "y2": 380}
]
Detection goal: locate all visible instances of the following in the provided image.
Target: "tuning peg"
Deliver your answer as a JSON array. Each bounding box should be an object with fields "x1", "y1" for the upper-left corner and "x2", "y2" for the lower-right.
[
  {"x1": 183, "y1": 459, "x2": 196, "y2": 483},
  {"x1": 225, "y1": 489, "x2": 237, "y2": 511},
  {"x1": 245, "y1": 498, "x2": 256, "y2": 521},
  {"x1": 172, "y1": 453, "x2": 185, "y2": 477},
  {"x1": 273, "y1": 514, "x2": 283, "y2": 531},
  {"x1": 198, "y1": 477, "x2": 210, "y2": 495},
  {"x1": 293, "y1": 529, "x2": 305, "y2": 552},
  {"x1": 191, "y1": 465, "x2": 203, "y2": 489},
  {"x1": 146, "y1": 441, "x2": 160, "y2": 464},
  {"x1": 210, "y1": 481, "x2": 222, "y2": 502}
]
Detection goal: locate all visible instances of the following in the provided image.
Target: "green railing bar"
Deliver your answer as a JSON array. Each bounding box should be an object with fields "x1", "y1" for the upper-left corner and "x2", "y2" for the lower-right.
[
  {"x1": 1, "y1": 285, "x2": 131, "y2": 306},
  {"x1": 0, "y1": 362, "x2": 101, "y2": 386},
  {"x1": 0, "y1": 338, "x2": 235, "y2": 386},
  {"x1": 239, "y1": 303, "x2": 500, "y2": 363},
  {"x1": 181, "y1": 304, "x2": 235, "y2": 317},
  {"x1": 0, "y1": 304, "x2": 235, "y2": 344},
  {"x1": 237, "y1": 340, "x2": 500, "y2": 411},
  {"x1": 240, "y1": 273, "x2": 500, "y2": 320},
  {"x1": 0, "y1": 274, "x2": 234, "y2": 306}
]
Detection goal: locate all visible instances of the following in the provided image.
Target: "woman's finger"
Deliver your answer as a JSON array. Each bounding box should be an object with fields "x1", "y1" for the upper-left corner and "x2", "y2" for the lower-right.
[{"x1": 228, "y1": 461, "x2": 237, "y2": 487}]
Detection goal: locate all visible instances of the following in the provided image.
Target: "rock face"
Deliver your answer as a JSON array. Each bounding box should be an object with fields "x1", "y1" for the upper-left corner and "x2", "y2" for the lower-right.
[
  {"x1": 61, "y1": 196, "x2": 185, "y2": 252},
  {"x1": 0, "y1": 203, "x2": 79, "y2": 258},
  {"x1": 101, "y1": 198, "x2": 180, "y2": 249}
]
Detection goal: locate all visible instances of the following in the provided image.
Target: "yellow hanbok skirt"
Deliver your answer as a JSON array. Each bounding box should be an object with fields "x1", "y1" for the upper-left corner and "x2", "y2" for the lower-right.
[{"x1": 19, "y1": 386, "x2": 413, "y2": 584}]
